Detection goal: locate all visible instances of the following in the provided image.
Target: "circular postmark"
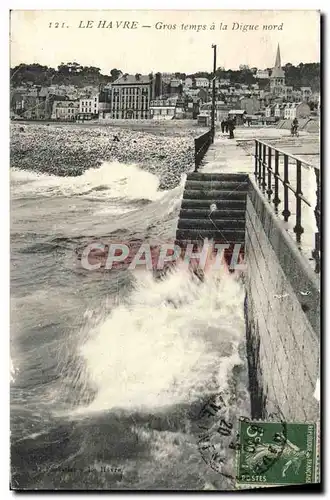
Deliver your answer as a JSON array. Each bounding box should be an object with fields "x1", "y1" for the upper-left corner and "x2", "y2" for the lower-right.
[{"x1": 196, "y1": 392, "x2": 240, "y2": 481}]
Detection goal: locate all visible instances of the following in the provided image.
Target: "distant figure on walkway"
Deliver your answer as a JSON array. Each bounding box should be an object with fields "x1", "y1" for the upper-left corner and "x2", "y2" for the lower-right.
[
  {"x1": 224, "y1": 118, "x2": 229, "y2": 133},
  {"x1": 291, "y1": 118, "x2": 299, "y2": 136},
  {"x1": 228, "y1": 119, "x2": 235, "y2": 139},
  {"x1": 221, "y1": 120, "x2": 225, "y2": 133}
]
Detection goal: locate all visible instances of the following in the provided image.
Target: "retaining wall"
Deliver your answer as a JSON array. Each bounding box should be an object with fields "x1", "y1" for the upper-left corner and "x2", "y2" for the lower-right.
[{"x1": 244, "y1": 176, "x2": 320, "y2": 422}]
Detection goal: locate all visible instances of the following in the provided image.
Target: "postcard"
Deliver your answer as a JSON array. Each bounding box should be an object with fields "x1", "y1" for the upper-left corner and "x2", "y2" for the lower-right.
[{"x1": 10, "y1": 9, "x2": 320, "y2": 491}]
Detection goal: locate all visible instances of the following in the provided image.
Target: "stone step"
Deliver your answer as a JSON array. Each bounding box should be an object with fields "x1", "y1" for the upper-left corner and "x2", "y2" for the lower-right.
[
  {"x1": 176, "y1": 228, "x2": 246, "y2": 242},
  {"x1": 187, "y1": 172, "x2": 249, "y2": 182},
  {"x1": 178, "y1": 218, "x2": 245, "y2": 230},
  {"x1": 183, "y1": 189, "x2": 247, "y2": 200},
  {"x1": 179, "y1": 208, "x2": 246, "y2": 219},
  {"x1": 181, "y1": 199, "x2": 246, "y2": 209},
  {"x1": 185, "y1": 180, "x2": 249, "y2": 191}
]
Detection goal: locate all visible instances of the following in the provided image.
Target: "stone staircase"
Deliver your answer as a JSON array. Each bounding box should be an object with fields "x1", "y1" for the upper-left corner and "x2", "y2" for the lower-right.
[{"x1": 175, "y1": 173, "x2": 249, "y2": 248}]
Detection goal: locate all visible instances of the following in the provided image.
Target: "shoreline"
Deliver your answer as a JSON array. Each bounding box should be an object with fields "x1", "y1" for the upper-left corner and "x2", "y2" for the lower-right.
[{"x1": 10, "y1": 122, "x2": 198, "y2": 190}]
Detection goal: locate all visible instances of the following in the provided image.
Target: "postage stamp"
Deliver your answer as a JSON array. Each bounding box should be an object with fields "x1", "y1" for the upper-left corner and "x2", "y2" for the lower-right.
[{"x1": 236, "y1": 421, "x2": 318, "y2": 487}]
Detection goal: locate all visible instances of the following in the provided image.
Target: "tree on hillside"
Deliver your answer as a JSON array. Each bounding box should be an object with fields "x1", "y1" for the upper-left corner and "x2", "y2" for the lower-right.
[
  {"x1": 110, "y1": 68, "x2": 122, "y2": 82},
  {"x1": 175, "y1": 72, "x2": 186, "y2": 80}
]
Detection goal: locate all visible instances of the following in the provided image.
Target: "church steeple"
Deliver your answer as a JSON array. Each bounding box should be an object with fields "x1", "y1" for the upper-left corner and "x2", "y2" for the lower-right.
[
  {"x1": 274, "y1": 44, "x2": 281, "y2": 68},
  {"x1": 270, "y1": 43, "x2": 285, "y2": 95}
]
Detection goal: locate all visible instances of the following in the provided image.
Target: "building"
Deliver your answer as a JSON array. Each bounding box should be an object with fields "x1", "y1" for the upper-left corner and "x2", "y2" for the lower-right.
[
  {"x1": 79, "y1": 95, "x2": 99, "y2": 115},
  {"x1": 265, "y1": 104, "x2": 275, "y2": 118},
  {"x1": 110, "y1": 73, "x2": 156, "y2": 119},
  {"x1": 274, "y1": 103, "x2": 286, "y2": 119},
  {"x1": 185, "y1": 96, "x2": 201, "y2": 119},
  {"x1": 270, "y1": 45, "x2": 286, "y2": 96},
  {"x1": 225, "y1": 94, "x2": 241, "y2": 106},
  {"x1": 300, "y1": 87, "x2": 312, "y2": 102},
  {"x1": 10, "y1": 91, "x2": 25, "y2": 116},
  {"x1": 195, "y1": 77, "x2": 210, "y2": 89},
  {"x1": 51, "y1": 100, "x2": 79, "y2": 121},
  {"x1": 199, "y1": 101, "x2": 232, "y2": 122},
  {"x1": 255, "y1": 69, "x2": 270, "y2": 79},
  {"x1": 149, "y1": 98, "x2": 176, "y2": 120},
  {"x1": 284, "y1": 102, "x2": 311, "y2": 120},
  {"x1": 239, "y1": 96, "x2": 260, "y2": 115},
  {"x1": 219, "y1": 78, "x2": 231, "y2": 86},
  {"x1": 149, "y1": 95, "x2": 189, "y2": 120},
  {"x1": 168, "y1": 79, "x2": 182, "y2": 95},
  {"x1": 184, "y1": 77, "x2": 193, "y2": 88},
  {"x1": 161, "y1": 73, "x2": 174, "y2": 84},
  {"x1": 184, "y1": 88, "x2": 208, "y2": 103},
  {"x1": 280, "y1": 86, "x2": 293, "y2": 101},
  {"x1": 228, "y1": 109, "x2": 247, "y2": 125}
]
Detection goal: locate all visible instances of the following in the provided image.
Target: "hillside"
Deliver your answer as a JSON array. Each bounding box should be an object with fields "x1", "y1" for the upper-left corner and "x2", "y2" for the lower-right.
[{"x1": 10, "y1": 61, "x2": 320, "y2": 92}]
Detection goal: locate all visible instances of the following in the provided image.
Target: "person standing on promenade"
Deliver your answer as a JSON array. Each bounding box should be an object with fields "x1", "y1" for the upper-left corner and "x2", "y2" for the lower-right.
[
  {"x1": 224, "y1": 117, "x2": 229, "y2": 133},
  {"x1": 221, "y1": 120, "x2": 225, "y2": 133},
  {"x1": 228, "y1": 118, "x2": 235, "y2": 139}
]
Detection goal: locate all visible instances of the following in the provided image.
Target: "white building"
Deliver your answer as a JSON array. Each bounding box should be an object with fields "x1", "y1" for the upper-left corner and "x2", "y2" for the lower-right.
[
  {"x1": 274, "y1": 103, "x2": 286, "y2": 119},
  {"x1": 255, "y1": 69, "x2": 270, "y2": 79},
  {"x1": 150, "y1": 101, "x2": 175, "y2": 120},
  {"x1": 219, "y1": 78, "x2": 231, "y2": 86},
  {"x1": 149, "y1": 96, "x2": 185, "y2": 120},
  {"x1": 79, "y1": 95, "x2": 99, "y2": 115},
  {"x1": 284, "y1": 102, "x2": 311, "y2": 120},
  {"x1": 195, "y1": 77, "x2": 210, "y2": 89},
  {"x1": 265, "y1": 105, "x2": 275, "y2": 118}
]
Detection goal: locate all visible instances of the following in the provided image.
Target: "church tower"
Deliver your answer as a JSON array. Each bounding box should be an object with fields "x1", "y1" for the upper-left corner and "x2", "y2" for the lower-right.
[{"x1": 270, "y1": 44, "x2": 285, "y2": 95}]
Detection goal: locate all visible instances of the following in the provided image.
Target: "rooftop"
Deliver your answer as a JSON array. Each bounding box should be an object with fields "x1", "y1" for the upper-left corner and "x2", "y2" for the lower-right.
[{"x1": 112, "y1": 74, "x2": 153, "y2": 85}]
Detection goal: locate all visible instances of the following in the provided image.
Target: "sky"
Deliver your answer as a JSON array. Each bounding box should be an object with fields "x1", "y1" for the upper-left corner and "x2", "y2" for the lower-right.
[{"x1": 10, "y1": 10, "x2": 320, "y2": 74}]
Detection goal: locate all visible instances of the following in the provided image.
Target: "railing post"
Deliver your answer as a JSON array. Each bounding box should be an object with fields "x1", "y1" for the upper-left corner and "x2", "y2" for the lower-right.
[
  {"x1": 262, "y1": 143, "x2": 267, "y2": 191},
  {"x1": 266, "y1": 146, "x2": 273, "y2": 201},
  {"x1": 312, "y1": 167, "x2": 321, "y2": 273},
  {"x1": 273, "y1": 149, "x2": 281, "y2": 213},
  {"x1": 258, "y1": 141, "x2": 262, "y2": 185},
  {"x1": 194, "y1": 137, "x2": 198, "y2": 172},
  {"x1": 293, "y1": 160, "x2": 304, "y2": 243},
  {"x1": 254, "y1": 142, "x2": 320, "y2": 273},
  {"x1": 282, "y1": 154, "x2": 291, "y2": 222},
  {"x1": 254, "y1": 140, "x2": 258, "y2": 179}
]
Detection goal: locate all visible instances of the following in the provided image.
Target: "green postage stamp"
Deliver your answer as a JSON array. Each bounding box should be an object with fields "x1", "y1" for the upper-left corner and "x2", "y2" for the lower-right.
[{"x1": 236, "y1": 421, "x2": 318, "y2": 487}]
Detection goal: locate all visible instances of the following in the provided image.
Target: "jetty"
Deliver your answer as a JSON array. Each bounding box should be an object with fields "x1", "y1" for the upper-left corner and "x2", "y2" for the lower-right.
[{"x1": 175, "y1": 126, "x2": 320, "y2": 422}]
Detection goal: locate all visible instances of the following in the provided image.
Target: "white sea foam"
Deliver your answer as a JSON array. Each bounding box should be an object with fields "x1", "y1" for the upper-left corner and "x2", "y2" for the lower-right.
[
  {"x1": 73, "y1": 263, "x2": 246, "y2": 414},
  {"x1": 11, "y1": 161, "x2": 165, "y2": 202}
]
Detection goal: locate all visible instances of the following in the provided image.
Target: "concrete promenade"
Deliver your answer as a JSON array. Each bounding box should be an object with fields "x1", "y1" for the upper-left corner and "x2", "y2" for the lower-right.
[
  {"x1": 199, "y1": 127, "x2": 319, "y2": 174},
  {"x1": 199, "y1": 126, "x2": 320, "y2": 267}
]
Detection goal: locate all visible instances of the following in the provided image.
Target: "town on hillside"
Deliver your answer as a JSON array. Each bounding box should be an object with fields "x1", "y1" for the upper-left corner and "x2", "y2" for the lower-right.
[{"x1": 10, "y1": 45, "x2": 320, "y2": 128}]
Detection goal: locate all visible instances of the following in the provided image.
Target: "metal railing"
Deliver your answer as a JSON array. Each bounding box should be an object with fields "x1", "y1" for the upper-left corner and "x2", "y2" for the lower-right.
[
  {"x1": 254, "y1": 140, "x2": 321, "y2": 273},
  {"x1": 194, "y1": 129, "x2": 213, "y2": 172}
]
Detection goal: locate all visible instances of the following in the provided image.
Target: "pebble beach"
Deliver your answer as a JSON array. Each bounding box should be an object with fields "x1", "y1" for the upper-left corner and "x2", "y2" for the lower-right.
[{"x1": 10, "y1": 122, "x2": 204, "y2": 189}]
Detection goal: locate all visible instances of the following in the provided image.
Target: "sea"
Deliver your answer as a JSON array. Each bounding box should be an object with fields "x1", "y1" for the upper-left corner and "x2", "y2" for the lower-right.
[{"x1": 10, "y1": 159, "x2": 250, "y2": 490}]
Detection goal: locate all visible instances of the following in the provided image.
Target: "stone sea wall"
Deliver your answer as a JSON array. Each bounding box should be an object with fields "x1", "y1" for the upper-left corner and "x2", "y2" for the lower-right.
[{"x1": 244, "y1": 177, "x2": 320, "y2": 422}]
